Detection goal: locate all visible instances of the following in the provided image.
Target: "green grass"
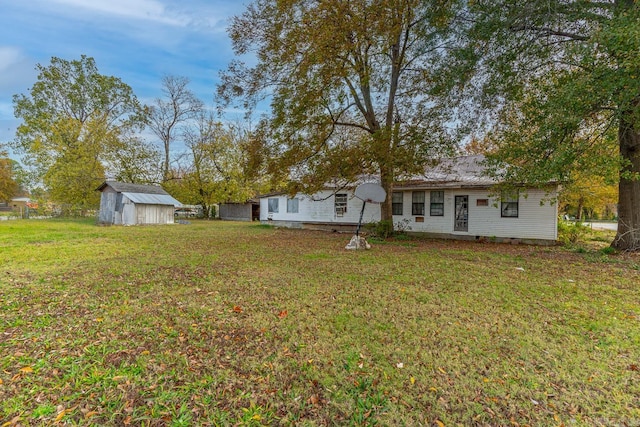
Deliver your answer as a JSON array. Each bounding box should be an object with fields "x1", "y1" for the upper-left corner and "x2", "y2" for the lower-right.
[{"x1": 1, "y1": 219, "x2": 639, "y2": 426}]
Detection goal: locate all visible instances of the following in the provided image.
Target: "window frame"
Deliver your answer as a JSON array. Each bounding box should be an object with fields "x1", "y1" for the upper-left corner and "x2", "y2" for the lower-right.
[
  {"x1": 335, "y1": 193, "x2": 348, "y2": 215},
  {"x1": 412, "y1": 191, "x2": 425, "y2": 216},
  {"x1": 501, "y1": 190, "x2": 519, "y2": 218},
  {"x1": 268, "y1": 198, "x2": 279, "y2": 214},
  {"x1": 286, "y1": 197, "x2": 299, "y2": 213},
  {"x1": 392, "y1": 191, "x2": 403, "y2": 216},
  {"x1": 430, "y1": 190, "x2": 444, "y2": 216}
]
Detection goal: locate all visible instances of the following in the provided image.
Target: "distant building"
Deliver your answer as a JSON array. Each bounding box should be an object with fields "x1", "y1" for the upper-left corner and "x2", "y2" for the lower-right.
[
  {"x1": 96, "y1": 181, "x2": 182, "y2": 226},
  {"x1": 219, "y1": 200, "x2": 260, "y2": 222}
]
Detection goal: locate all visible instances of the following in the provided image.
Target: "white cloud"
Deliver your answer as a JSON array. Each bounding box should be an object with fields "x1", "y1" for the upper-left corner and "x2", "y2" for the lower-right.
[
  {"x1": 0, "y1": 46, "x2": 36, "y2": 97},
  {"x1": 47, "y1": 0, "x2": 189, "y2": 26},
  {"x1": 0, "y1": 47, "x2": 23, "y2": 73}
]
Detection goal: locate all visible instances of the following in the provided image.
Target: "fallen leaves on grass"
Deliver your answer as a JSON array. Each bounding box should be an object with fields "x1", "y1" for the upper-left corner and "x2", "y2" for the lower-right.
[
  {"x1": 2, "y1": 220, "x2": 639, "y2": 426},
  {"x1": 54, "y1": 405, "x2": 77, "y2": 423}
]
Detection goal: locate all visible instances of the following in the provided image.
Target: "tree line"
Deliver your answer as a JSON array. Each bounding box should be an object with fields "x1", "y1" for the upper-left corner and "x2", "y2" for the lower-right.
[
  {"x1": 5, "y1": 56, "x2": 267, "y2": 218},
  {"x1": 3, "y1": 0, "x2": 639, "y2": 250}
]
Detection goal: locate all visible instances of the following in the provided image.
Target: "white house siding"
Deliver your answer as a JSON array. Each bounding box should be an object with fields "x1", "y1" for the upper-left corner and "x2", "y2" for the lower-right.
[
  {"x1": 392, "y1": 188, "x2": 558, "y2": 241},
  {"x1": 260, "y1": 187, "x2": 558, "y2": 242},
  {"x1": 260, "y1": 190, "x2": 381, "y2": 225}
]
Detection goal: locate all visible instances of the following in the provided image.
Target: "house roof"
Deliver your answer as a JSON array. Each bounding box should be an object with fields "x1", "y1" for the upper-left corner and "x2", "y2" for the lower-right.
[
  {"x1": 257, "y1": 155, "x2": 555, "y2": 198},
  {"x1": 97, "y1": 181, "x2": 182, "y2": 207},
  {"x1": 395, "y1": 155, "x2": 497, "y2": 189}
]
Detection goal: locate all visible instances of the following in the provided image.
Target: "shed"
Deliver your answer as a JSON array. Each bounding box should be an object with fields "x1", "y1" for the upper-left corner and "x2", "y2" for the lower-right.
[
  {"x1": 97, "y1": 181, "x2": 182, "y2": 226},
  {"x1": 219, "y1": 200, "x2": 260, "y2": 222}
]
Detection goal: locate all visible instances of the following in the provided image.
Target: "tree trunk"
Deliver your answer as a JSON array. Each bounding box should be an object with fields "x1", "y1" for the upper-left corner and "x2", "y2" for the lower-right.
[
  {"x1": 576, "y1": 197, "x2": 584, "y2": 221},
  {"x1": 612, "y1": 114, "x2": 640, "y2": 251},
  {"x1": 163, "y1": 143, "x2": 170, "y2": 181},
  {"x1": 379, "y1": 164, "x2": 394, "y2": 224}
]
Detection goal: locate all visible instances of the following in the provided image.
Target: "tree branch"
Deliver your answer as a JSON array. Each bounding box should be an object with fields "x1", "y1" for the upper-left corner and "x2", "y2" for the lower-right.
[{"x1": 509, "y1": 25, "x2": 589, "y2": 41}]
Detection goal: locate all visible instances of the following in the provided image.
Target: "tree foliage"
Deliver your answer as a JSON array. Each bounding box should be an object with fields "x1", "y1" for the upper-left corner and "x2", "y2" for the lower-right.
[
  {"x1": 0, "y1": 154, "x2": 20, "y2": 203},
  {"x1": 444, "y1": 0, "x2": 640, "y2": 249},
  {"x1": 560, "y1": 171, "x2": 618, "y2": 221},
  {"x1": 104, "y1": 136, "x2": 163, "y2": 185},
  {"x1": 219, "y1": 0, "x2": 458, "y2": 220},
  {"x1": 164, "y1": 116, "x2": 265, "y2": 217},
  {"x1": 11, "y1": 55, "x2": 148, "y2": 208}
]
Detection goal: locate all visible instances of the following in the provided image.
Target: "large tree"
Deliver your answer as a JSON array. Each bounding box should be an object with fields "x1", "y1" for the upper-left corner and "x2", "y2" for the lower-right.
[
  {"x1": 443, "y1": 0, "x2": 640, "y2": 250},
  {"x1": 12, "y1": 55, "x2": 148, "y2": 208},
  {"x1": 218, "y1": 0, "x2": 457, "y2": 222},
  {"x1": 149, "y1": 75, "x2": 204, "y2": 181}
]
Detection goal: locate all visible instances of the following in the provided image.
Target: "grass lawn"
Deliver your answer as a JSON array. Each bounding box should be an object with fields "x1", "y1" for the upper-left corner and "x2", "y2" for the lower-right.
[{"x1": 1, "y1": 219, "x2": 639, "y2": 426}]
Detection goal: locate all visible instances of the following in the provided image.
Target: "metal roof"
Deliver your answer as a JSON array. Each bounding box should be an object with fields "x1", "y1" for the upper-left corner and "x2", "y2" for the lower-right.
[
  {"x1": 97, "y1": 181, "x2": 170, "y2": 195},
  {"x1": 258, "y1": 155, "x2": 498, "y2": 197},
  {"x1": 122, "y1": 192, "x2": 182, "y2": 207},
  {"x1": 395, "y1": 155, "x2": 497, "y2": 189}
]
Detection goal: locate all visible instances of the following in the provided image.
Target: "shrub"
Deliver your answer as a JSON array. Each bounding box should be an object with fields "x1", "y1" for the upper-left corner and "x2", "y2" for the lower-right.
[
  {"x1": 365, "y1": 218, "x2": 412, "y2": 238},
  {"x1": 558, "y1": 220, "x2": 590, "y2": 246},
  {"x1": 366, "y1": 219, "x2": 395, "y2": 238}
]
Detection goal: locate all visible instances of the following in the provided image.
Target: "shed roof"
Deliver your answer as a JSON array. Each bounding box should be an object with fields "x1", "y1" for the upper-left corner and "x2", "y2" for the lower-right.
[
  {"x1": 97, "y1": 181, "x2": 182, "y2": 206},
  {"x1": 97, "y1": 181, "x2": 171, "y2": 195},
  {"x1": 122, "y1": 192, "x2": 182, "y2": 207}
]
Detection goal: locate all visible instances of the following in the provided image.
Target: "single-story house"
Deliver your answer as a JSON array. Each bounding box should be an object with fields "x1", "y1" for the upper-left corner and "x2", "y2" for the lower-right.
[
  {"x1": 0, "y1": 197, "x2": 30, "y2": 212},
  {"x1": 219, "y1": 200, "x2": 260, "y2": 222},
  {"x1": 258, "y1": 155, "x2": 559, "y2": 244},
  {"x1": 97, "y1": 181, "x2": 182, "y2": 226}
]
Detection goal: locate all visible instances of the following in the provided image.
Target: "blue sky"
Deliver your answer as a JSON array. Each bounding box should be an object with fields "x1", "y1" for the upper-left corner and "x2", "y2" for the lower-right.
[{"x1": 0, "y1": 0, "x2": 251, "y2": 151}]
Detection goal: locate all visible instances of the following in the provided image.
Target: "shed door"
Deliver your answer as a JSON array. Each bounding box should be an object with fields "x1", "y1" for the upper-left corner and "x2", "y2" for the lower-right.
[
  {"x1": 454, "y1": 195, "x2": 468, "y2": 232},
  {"x1": 137, "y1": 205, "x2": 146, "y2": 224}
]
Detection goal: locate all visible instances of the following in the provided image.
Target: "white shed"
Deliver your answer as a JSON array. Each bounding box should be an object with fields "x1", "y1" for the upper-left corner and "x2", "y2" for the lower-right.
[
  {"x1": 97, "y1": 181, "x2": 182, "y2": 226},
  {"x1": 259, "y1": 156, "x2": 559, "y2": 244}
]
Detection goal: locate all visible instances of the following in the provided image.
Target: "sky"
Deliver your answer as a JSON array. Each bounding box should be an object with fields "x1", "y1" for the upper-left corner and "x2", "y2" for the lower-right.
[{"x1": 0, "y1": 0, "x2": 251, "y2": 153}]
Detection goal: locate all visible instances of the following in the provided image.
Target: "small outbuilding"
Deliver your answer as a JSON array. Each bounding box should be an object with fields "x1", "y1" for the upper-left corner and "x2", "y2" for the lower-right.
[
  {"x1": 97, "y1": 181, "x2": 182, "y2": 226},
  {"x1": 219, "y1": 200, "x2": 260, "y2": 222}
]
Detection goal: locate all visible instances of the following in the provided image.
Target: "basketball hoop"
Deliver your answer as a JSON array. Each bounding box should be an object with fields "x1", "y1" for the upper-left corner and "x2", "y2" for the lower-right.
[{"x1": 345, "y1": 183, "x2": 386, "y2": 250}]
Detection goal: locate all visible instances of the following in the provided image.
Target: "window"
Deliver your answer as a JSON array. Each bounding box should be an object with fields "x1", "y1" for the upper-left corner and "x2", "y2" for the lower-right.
[
  {"x1": 412, "y1": 191, "x2": 425, "y2": 216},
  {"x1": 286, "y1": 198, "x2": 299, "y2": 213},
  {"x1": 335, "y1": 193, "x2": 348, "y2": 215},
  {"x1": 501, "y1": 191, "x2": 519, "y2": 218},
  {"x1": 476, "y1": 199, "x2": 489, "y2": 207},
  {"x1": 268, "y1": 198, "x2": 279, "y2": 213},
  {"x1": 430, "y1": 191, "x2": 444, "y2": 216},
  {"x1": 392, "y1": 192, "x2": 403, "y2": 215}
]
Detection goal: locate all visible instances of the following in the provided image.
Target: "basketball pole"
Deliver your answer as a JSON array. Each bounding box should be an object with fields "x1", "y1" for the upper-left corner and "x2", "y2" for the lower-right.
[{"x1": 355, "y1": 200, "x2": 368, "y2": 240}]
